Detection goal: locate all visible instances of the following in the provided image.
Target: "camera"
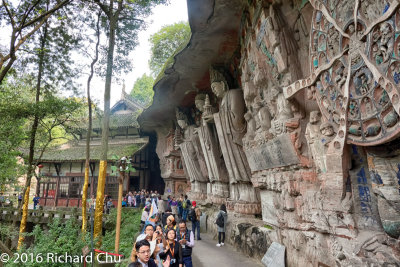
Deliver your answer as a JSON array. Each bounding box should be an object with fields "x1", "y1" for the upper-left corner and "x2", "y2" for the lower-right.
[{"x1": 155, "y1": 231, "x2": 160, "y2": 234}]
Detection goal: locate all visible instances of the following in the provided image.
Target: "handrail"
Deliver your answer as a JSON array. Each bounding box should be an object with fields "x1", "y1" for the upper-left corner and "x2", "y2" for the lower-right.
[{"x1": 0, "y1": 207, "x2": 108, "y2": 223}]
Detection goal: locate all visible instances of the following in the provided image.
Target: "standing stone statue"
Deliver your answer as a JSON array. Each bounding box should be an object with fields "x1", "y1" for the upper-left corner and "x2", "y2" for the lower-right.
[
  {"x1": 305, "y1": 111, "x2": 336, "y2": 173},
  {"x1": 210, "y1": 67, "x2": 260, "y2": 214},
  {"x1": 176, "y1": 108, "x2": 208, "y2": 199},
  {"x1": 305, "y1": 111, "x2": 325, "y2": 172},
  {"x1": 196, "y1": 94, "x2": 230, "y2": 203}
]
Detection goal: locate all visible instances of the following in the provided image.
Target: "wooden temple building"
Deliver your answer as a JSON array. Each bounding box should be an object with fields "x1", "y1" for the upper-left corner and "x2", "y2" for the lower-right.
[{"x1": 35, "y1": 89, "x2": 164, "y2": 207}]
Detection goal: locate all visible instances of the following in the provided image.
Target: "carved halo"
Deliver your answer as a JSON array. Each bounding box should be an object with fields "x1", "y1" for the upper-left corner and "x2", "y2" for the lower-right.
[{"x1": 284, "y1": 0, "x2": 400, "y2": 146}]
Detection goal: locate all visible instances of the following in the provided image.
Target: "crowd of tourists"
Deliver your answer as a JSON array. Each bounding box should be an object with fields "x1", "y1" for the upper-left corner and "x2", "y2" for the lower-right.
[
  {"x1": 86, "y1": 189, "x2": 228, "y2": 266},
  {"x1": 128, "y1": 192, "x2": 228, "y2": 267},
  {"x1": 122, "y1": 189, "x2": 160, "y2": 208}
]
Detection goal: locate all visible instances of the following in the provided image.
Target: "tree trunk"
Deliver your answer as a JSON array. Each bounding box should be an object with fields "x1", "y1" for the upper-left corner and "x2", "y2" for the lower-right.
[
  {"x1": 53, "y1": 163, "x2": 61, "y2": 207},
  {"x1": 82, "y1": 11, "x2": 101, "y2": 234},
  {"x1": 17, "y1": 19, "x2": 48, "y2": 250},
  {"x1": 115, "y1": 167, "x2": 125, "y2": 253},
  {"x1": 35, "y1": 177, "x2": 41, "y2": 196},
  {"x1": 93, "y1": 6, "x2": 117, "y2": 246}
]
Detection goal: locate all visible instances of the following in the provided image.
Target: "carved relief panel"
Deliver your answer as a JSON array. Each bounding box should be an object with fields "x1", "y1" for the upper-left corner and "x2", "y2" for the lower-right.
[{"x1": 286, "y1": 0, "x2": 400, "y2": 146}]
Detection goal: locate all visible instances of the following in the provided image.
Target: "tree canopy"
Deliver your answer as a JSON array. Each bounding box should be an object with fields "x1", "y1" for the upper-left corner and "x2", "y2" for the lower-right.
[
  {"x1": 0, "y1": 0, "x2": 72, "y2": 84},
  {"x1": 0, "y1": 73, "x2": 85, "y2": 187},
  {"x1": 149, "y1": 21, "x2": 191, "y2": 77},
  {"x1": 130, "y1": 73, "x2": 154, "y2": 108}
]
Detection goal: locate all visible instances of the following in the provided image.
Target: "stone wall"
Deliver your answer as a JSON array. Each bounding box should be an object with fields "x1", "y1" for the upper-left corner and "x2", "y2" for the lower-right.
[
  {"x1": 200, "y1": 204, "x2": 273, "y2": 261},
  {"x1": 141, "y1": 0, "x2": 400, "y2": 265}
]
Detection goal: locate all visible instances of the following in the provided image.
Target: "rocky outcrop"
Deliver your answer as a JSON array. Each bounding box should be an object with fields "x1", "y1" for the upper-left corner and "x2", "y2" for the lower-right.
[{"x1": 139, "y1": 0, "x2": 400, "y2": 265}]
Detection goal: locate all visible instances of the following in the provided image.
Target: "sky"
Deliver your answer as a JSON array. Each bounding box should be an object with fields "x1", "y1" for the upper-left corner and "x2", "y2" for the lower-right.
[{"x1": 89, "y1": 0, "x2": 189, "y2": 107}]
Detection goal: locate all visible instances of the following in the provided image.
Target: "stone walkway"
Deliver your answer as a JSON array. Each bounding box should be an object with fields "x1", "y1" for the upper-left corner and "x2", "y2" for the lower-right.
[{"x1": 191, "y1": 232, "x2": 263, "y2": 267}]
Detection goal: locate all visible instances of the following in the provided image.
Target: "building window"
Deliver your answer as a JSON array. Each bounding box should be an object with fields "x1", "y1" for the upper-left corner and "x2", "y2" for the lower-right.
[
  {"x1": 70, "y1": 176, "x2": 83, "y2": 198},
  {"x1": 105, "y1": 176, "x2": 118, "y2": 199}
]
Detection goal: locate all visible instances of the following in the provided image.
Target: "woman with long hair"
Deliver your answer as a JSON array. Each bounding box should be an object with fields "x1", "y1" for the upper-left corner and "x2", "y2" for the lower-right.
[
  {"x1": 215, "y1": 204, "x2": 228, "y2": 247},
  {"x1": 159, "y1": 229, "x2": 182, "y2": 267}
]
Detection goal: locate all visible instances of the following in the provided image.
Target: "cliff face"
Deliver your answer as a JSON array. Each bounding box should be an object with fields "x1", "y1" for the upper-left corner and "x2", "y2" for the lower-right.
[{"x1": 139, "y1": 0, "x2": 400, "y2": 265}]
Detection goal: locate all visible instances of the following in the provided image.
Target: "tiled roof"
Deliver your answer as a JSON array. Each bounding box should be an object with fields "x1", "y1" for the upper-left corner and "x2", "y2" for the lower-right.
[
  {"x1": 94, "y1": 114, "x2": 139, "y2": 129},
  {"x1": 73, "y1": 113, "x2": 139, "y2": 130},
  {"x1": 123, "y1": 92, "x2": 145, "y2": 110},
  {"x1": 38, "y1": 143, "x2": 146, "y2": 162},
  {"x1": 111, "y1": 91, "x2": 145, "y2": 114}
]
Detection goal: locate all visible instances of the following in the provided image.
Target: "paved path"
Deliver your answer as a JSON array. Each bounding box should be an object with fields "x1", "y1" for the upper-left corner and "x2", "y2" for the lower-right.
[{"x1": 191, "y1": 232, "x2": 263, "y2": 267}]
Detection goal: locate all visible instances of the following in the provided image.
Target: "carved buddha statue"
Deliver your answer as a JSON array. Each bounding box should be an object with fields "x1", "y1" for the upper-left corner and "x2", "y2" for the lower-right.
[
  {"x1": 305, "y1": 111, "x2": 326, "y2": 173},
  {"x1": 196, "y1": 93, "x2": 230, "y2": 203},
  {"x1": 176, "y1": 108, "x2": 208, "y2": 199},
  {"x1": 269, "y1": 86, "x2": 294, "y2": 136},
  {"x1": 195, "y1": 93, "x2": 206, "y2": 113},
  {"x1": 210, "y1": 67, "x2": 260, "y2": 212}
]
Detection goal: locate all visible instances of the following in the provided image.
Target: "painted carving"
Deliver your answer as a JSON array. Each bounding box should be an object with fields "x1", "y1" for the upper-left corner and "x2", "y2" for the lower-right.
[
  {"x1": 277, "y1": 0, "x2": 400, "y2": 264},
  {"x1": 285, "y1": 0, "x2": 400, "y2": 146}
]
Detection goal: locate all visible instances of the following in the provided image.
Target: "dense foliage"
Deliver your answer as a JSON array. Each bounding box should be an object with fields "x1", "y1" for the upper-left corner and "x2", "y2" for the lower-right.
[
  {"x1": 5, "y1": 218, "x2": 87, "y2": 267},
  {"x1": 149, "y1": 21, "x2": 191, "y2": 77},
  {"x1": 130, "y1": 73, "x2": 154, "y2": 108},
  {"x1": 0, "y1": 73, "x2": 86, "y2": 190},
  {"x1": 0, "y1": 0, "x2": 72, "y2": 83},
  {"x1": 0, "y1": 75, "x2": 29, "y2": 187},
  {"x1": 101, "y1": 208, "x2": 142, "y2": 266}
]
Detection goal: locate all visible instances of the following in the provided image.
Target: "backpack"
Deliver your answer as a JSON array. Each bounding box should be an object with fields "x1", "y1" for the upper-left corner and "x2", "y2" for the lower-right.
[
  {"x1": 188, "y1": 208, "x2": 196, "y2": 221},
  {"x1": 195, "y1": 208, "x2": 202, "y2": 221},
  {"x1": 216, "y1": 213, "x2": 224, "y2": 228},
  {"x1": 182, "y1": 200, "x2": 187, "y2": 209}
]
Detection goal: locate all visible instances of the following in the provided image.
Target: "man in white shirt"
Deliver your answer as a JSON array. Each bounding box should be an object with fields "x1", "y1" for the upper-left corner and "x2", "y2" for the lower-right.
[{"x1": 177, "y1": 221, "x2": 195, "y2": 267}]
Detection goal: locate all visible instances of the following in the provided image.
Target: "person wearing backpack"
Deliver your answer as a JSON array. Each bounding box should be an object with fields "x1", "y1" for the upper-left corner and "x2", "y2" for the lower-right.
[
  {"x1": 215, "y1": 204, "x2": 227, "y2": 247},
  {"x1": 177, "y1": 195, "x2": 183, "y2": 220},
  {"x1": 189, "y1": 201, "x2": 202, "y2": 240},
  {"x1": 182, "y1": 195, "x2": 190, "y2": 221}
]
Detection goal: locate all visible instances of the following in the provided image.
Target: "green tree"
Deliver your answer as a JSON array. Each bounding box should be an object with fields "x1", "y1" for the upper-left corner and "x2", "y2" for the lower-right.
[
  {"x1": 91, "y1": 0, "x2": 167, "y2": 247},
  {"x1": 15, "y1": 1, "x2": 82, "y2": 248},
  {"x1": 149, "y1": 21, "x2": 191, "y2": 77},
  {"x1": 130, "y1": 73, "x2": 154, "y2": 107},
  {"x1": 0, "y1": 74, "x2": 30, "y2": 191},
  {"x1": 0, "y1": 0, "x2": 72, "y2": 84}
]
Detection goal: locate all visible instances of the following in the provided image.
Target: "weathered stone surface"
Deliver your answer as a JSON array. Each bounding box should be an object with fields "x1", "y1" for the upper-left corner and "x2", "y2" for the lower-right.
[
  {"x1": 245, "y1": 134, "x2": 299, "y2": 172},
  {"x1": 201, "y1": 205, "x2": 272, "y2": 260},
  {"x1": 139, "y1": 0, "x2": 400, "y2": 265},
  {"x1": 260, "y1": 190, "x2": 278, "y2": 226},
  {"x1": 199, "y1": 213, "x2": 208, "y2": 233},
  {"x1": 261, "y1": 242, "x2": 285, "y2": 267}
]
